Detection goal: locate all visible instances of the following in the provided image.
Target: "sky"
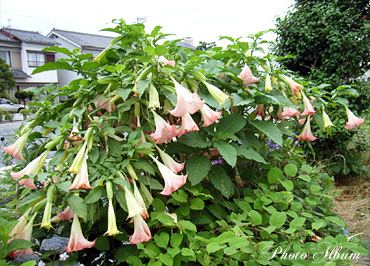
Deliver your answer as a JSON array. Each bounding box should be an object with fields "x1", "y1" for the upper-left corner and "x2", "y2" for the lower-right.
[{"x1": 0, "y1": 0, "x2": 294, "y2": 46}]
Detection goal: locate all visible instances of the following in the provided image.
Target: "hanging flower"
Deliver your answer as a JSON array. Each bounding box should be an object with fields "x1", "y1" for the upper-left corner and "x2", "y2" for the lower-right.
[
  {"x1": 150, "y1": 111, "x2": 178, "y2": 144},
  {"x1": 41, "y1": 185, "x2": 55, "y2": 230},
  {"x1": 148, "y1": 83, "x2": 160, "y2": 109},
  {"x1": 158, "y1": 56, "x2": 176, "y2": 67},
  {"x1": 176, "y1": 112, "x2": 199, "y2": 136},
  {"x1": 69, "y1": 142, "x2": 87, "y2": 174},
  {"x1": 124, "y1": 186, "x2": 144, "y2": 219},
  {"x1": 70, "y1": 152, "x2": 93, "y2": 190},
  {"x1": 8, "y1": 208, "x2": 32, "y2": 242},
  {"x1": 10, "y1": 150, "x2": 49, "y2": 182},
  {"x1": 66, "y1": 214, "x2": 96, "y2": 253},
  {"x1": 169, "y1": 78, "x2": 204, "y2": 117},
  {"x1": 202, "y1": 81, "x2": 229, "y2": 106},
  {"x1": 301, "y1": 93, "x2": 316, "y2": 116},
  {"x1": 94, "y1": 96, "x2": 117, "y2": 112},
  {"x1": 279, "y1": 106, "x2": 300, "y2": 120},
  {"x1": 129, "y1": 213, "x2": 152, "y2": 244},
  {"x1": 344, "y1": 106, "x2": 365, "y2": 129},
  {"x1": 156, "y1": 146, "x2": 185, "y2": 174},
  {"x1": 149, "y1": 155, "x2": 187, "y2": 195},
  {"x1": 255, "y1": 104, "x2": 265, "y2": 118},
  {"x1": 238, "y1": 64, "x2": 259, "y2": 85},
  {"x1": 265, "y1": 74, "x2": 273, "y2": 93},
  {"x1": 133, "y1": 180, "x2": 149, "y2": 219},
  {"x1": 104, "y1": 199, "x2": 122, "y2": 236},
  {"x1": 298, "y1": 118, "x2": 317, "y2": 141},
  {"x1": 199, "y1": 104, "x2": 222, "y2": 127},
  {"x1": 8, "y1": 212, "x2": 37, "y2": 258},
  {"x1": 2, "y1": 129, "x2": 31, "y2": 160},
  {"x1": 282, "y1": 75, "x2": 303, "y2": 96},
  {"x1": 323, "y1": 111, "x2": 334, "y2": 129},
  {"x1": 56, "y1": 206, "x2": 74, "y2": 221}
]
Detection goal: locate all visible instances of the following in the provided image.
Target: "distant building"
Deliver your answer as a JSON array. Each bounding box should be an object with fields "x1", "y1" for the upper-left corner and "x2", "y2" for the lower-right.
[{"x1": 0, "y1": 27, "x2": 58, "y2": 98}]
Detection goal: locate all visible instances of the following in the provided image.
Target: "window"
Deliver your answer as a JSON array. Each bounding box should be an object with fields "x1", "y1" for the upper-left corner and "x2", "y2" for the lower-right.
[
  {"x1": 0, "y1": 51, "x2": 11, "y2": 66},
  {"x1": 27, "y1": 52, "x2": 45, "y2": 67}
]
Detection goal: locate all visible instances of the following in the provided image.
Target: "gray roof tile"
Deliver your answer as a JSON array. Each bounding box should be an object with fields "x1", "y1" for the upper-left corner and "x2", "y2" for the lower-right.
[
  {"x1": 49, "y1": 29, "x2": 114, "y2": 50},
  {"x1": 2, "y1": 27, "x2": 56, "y2": 45},
  {"x1": 0, "y1": 32, "x2": 20, "y2": 43}
]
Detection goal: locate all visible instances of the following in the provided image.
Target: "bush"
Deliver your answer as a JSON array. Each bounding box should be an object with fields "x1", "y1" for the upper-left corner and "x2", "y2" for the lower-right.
[
  {"x1": 19, "y1": 109, "x2": 29, "y2": 119},
  {"x1": 0, "y1": 91, "x2": 11, "y2": 100}
]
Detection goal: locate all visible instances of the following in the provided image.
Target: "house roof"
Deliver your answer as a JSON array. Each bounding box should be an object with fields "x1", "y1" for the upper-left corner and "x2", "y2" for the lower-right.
[
  {"x1": 11, "y1": 69, "x2": 31, "y2": 79},
  {"x1": 48, "y1": 29, "x2": 114, "y2": 50},
  {"x1": 1, "y1": 27, "x2": 57, "y2": 45},
  {"x1": 0, "y1": 32, "x2": 20, "y2": 43}
]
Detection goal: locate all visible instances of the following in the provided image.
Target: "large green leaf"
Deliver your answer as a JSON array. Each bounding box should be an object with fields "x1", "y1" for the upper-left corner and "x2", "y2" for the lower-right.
[
  {"x1": 214, "y1": 141, "x2": 237, "y2": 167},
  {"x1": 178, "y1": 131, "x2": 211, "y2": 148},
  {"x1": 237, "y1": 147, "x2": 267, "y2": 164},
  {"x1": 186, "y1": 154, "x2": 211, "y2": 185},
  {"x1": 32, "y1": 61, "x2": 72, "y2": 74},
  {"x1": 208, "y1": 165, "x2": 234, "y2": 199},
  {"x1": 68, "y1": 195, "x2": 87, "y2": 221},
  {"x1": 216, "y1": 114, "x2": 246, "y2": 138},
  {"x1": 231, "y1": 93, "x2": 254, "y2": 106},
  {"x1": 269, "y1": 212, "x2": 287, "y2": 228},
  {"x1": 249, "y1": 120, "x2": 282, "y2": 146}
]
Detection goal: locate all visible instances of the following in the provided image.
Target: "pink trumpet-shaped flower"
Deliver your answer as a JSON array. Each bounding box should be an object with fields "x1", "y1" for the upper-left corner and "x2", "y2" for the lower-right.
[
  {"x1": 70, "y1": 152, "x2": 93, "y2": 190},
  {"x1": 156, "y1": 146, "x2": 185, "y2": 174},
  {"x1": 130, "y1": 213, "x2": 152, "y2": 244},
  {"x1": 344, "y1": 107, "x2": 365, "y2": 129},
  {"x1": 2, "y1": 129, "x2": 31, "y2": 160},
  {"x1": 10, "y1": 151, "x2": 49, "y2": 189},
  {"x1": 124, "y1": 186, "x2": 144, "y2": 219},
  {"x1": 150, "y1": 155, "x2": 187, "y2": 195},
  {"x1": 66, "y1": 214, "x2": 96, "y2": 253},
  {"x1": 301, "y1": 93, "x2": 316, "y2": 116},
  {"x1": 9, "y1": 208, "x2": 32, "y2": 242},
  {"x1": 57, "y1": 206, "x2": 74, "y2": 221},
  {"x1": 169, "y1": 78, "x2": 204, "y2": 117},
  {"x1": 255, "y1": 104, "x2": 265, "y2": 118},
  {"x1": 279, "y1": 107, "x2": 300, "y2": 120},
  {"x1": 150, "y1": 111, "x2": 178, "y2": 144},
  {"x1": 238, "y1": 64, "x2": 259, "y2": 85},
  {"x1": 200, "y1": 104, "x2": 222, "y2": 127},
  {"x1": 8, "y1": 212, "x2": 37, "y2": 258},
  {"x1": 298, "y1": 118, "x2": 317, "y2": 141},
  {"x1": 133, "y1": 180, "x2": 149, "y2": 219},
  {"x1": 282, "y1": 75, "x2": 303, "y2": 96},
  {"x1": 176, "y1": 112, "x2": 199, "y2": 136},
  {"x1": 158, "y1": 56, "x2": 176, "y2": 67},
  {"x1": 95, "y1": 96, "x2": 117, "y2": 112}
]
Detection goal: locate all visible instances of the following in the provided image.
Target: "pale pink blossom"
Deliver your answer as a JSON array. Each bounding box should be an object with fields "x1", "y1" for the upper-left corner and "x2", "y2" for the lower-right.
[
  {"x1": 94, "y1": 96, "x2": 117, "y2": 112},
  {"x1": 176, "y1": 112, "x2": 199, "y2": 136},
  {"x1": 150, "y1": 155, "x2": 187, "y2": 195},
  {"x1": 200, "y1": 104, "x2": 222, "y2": 127},
  {"x1": 255, "y1": 104, "x2": 265, "y2": 118},
  {"x1": 282, "y1": 75, "x2": 303, "y2": 96},
  {"x1": 344, "y1": 107, "x2": 365, "y2": 129},
  {"x1": 298, "y1": 118, "x2": 317, "y2": 141},
  {"x1": 156, "y1": 146, "x2": 185, "y2": 174},
  {"x1": 66, "y1": 214, "x2": 96, "y2": 253},
  {"x1": 150, "y1": 111, "x2": 178, "y2": 144},
  {"x1": 279, "y1": 107, "x2": 300, "y2": 120},
  {"x1": 238, "y1": 64, "x2": 259, "y2": 85},
  {"x1": 57, "y1": 206, "x2": 75, "y2": 221},
  {"x1": 169, "y1": 78, "x2": 204, "y2": 117},
  {"x1": 301, "y1": 93, "x2": 316, "y2": 116},
  {"x1": 158, "y1": 56, "x2": 176, "y2": 67},
  {"x1": 70, "y1": 152, "x2": 93, "y2": 190},
  {"x1": 2, "y1": 129, "x2": 31, "y2": 160},
  {"x1": 129, "y1": 213, "x2": 152, "y2": 244}
]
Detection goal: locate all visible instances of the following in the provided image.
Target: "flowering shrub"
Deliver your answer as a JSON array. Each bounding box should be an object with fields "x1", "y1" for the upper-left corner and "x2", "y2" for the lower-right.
[{"x1": 1, "y1": 20, "x2": 368, "y2": 265}]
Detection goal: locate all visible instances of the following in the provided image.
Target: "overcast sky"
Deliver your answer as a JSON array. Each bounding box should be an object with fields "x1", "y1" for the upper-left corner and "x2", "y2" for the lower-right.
[{"x1": 0, "y1": 0, "x2": 294, "y2": 46}]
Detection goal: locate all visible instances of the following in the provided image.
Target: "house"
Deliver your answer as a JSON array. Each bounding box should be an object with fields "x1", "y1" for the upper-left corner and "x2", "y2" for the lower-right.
[
  {"x1": 47, "y1": 29, "x2": 115, "y2": 88},
  {"x1": 0, "y1": 27, "x2": 59, "y2": 98}
]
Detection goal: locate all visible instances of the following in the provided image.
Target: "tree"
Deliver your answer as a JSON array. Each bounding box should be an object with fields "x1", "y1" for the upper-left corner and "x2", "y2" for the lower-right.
[
  {"x1": 0, "y1": 57, "x2": 15, "y2": 93},
  {"x1": 273, "y1": 0, "x2": 370, "y2": 84},
  {"x1": 15, "y1": 90, "x2": 34, "y2": 107},
  {"x1": 196, "y1": 41, "x2": 217, "y2": 51}
]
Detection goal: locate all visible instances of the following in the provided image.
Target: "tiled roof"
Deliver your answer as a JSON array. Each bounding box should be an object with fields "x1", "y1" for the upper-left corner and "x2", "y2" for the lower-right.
[
  {"x1": 2, "y1": 27, "x2": 57, "y2": 45},
  {"x1": 0, "y1": 32, "x2": 19, "y2": 43},
  {"x1": 49, "y1": 29, "x2": 114, "y2": 50},
  {"x1": 11, "y1": 69, "x2": 31, "y2": 79}
]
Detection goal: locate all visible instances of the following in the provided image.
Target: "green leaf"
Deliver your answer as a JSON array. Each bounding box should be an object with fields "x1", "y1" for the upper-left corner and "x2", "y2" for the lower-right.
[
  {"x1": 144, "y1": 46, "x2": 156, "y2": 55},
  {"x1": 249, "y1": 120, "x2": 282, "y2": 146},
  {"x1": 280, "y1": 180, "x2": 294, "y2": 192},
  {"x1": 5, "y1": 239, "x2": 35, "y2": 254},
  {"x1": 208, "y1": 165, "x2": 234, "y2": 199},
  {"x1": 190, "y1": 198, "x2": 205, "y2": 210},
  {"x1": 136, "y1": 80, "x2": 151, "y2": 96},
  {"x1": 267, "y1": 167, "x2": 284, "y2": 184},
  {"x1": 310, "y1": 185, "x2": 321, "y2": 195},
  {"x1": 95, "y1": 236, "x2": 110, "y2": 251},
  {"x1": 154, "y1": 232, "x2": 170, "y2": 248},
  {"x1": 83, "y1": 186, "x2": 103, "y2": 204},
  {"x1": 284, "y1": 164, "x2": 297, "y2": 177},
  {"x1": 248, "y1": 210, "x2": 262, "y2": 226},
  {"x1": 290, "y1": 217, "x2": 306, "y2": 229},
  {"x1": 178, "y1": 131, "x2": 211, "y2": 148},
  {"x1": 214, "y1": 141, "x2": 237, "y2": 167},
  {"x1": 116, "y1": 87, "x2": 132, "y2": 101},
  {"x1": 107, "y1": 138, "x2": 122, "y2": 156},
  {"x1": 298, "y1": 174, "x2": 311, "y2": 182},
  {"x1": 269, "y1": 212, "x2": 287, "y2": 228},
  {"x1": 32, "y1": 61, "x2": 72, "y2": 74},
  {"x1": 170, "y1": 233, "x2": 183, "y2": 247},
  {"x1": 133, "y1": 160, "x2": 156, "y2": 175},
  {"x1": 43, "y1": 46, "x2": 72, "y2": 56},
  {"x1": 207, "y1": 242, "x2": 226, "y2": 253},
  {"x1": 68, "y1": 195, "x2": 87, "y2": 221},
  {"x1": 207, "y1": 204, "x2": 228, "y2": 220},
  {"x1": 186, "y1": 154, "x2": 211, "y2": 185},
  {"x1": 171, "y1": 190, "x2": 188, "y2": 203},
  {"x1": 238, "y1": 147, "x2": 267, "y2": 164},
  {"x1": 178, "y1": 220, "x2": 197, "y2": 232},
  {"x1": 231, "y1": 93, "x2": 254, "y2": 106},
  {"x1": 325, "y1": 216, "x2": 345, "y2": 227},
  {"x1": 155, "y1": 45, "x2": 168, "y2": 56},
  {"x1": 216, "y1": 114, "x2": 246, "y2": 138}
]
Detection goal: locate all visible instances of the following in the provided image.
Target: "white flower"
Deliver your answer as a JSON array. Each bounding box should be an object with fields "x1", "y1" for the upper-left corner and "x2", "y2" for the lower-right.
[
  {"x1": 59, "y1": 252, "x2": 69, "y2": 261},
  {"x1": 38, "y1": 261, "x2": 46, "y2": 266}
]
